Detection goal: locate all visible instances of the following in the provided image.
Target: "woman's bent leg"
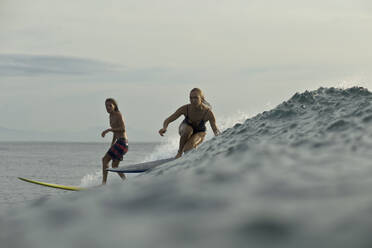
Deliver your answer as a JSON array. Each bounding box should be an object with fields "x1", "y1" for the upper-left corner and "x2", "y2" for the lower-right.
[
  {"x1": 183, "y1": 132, "x2": 206, "y2": 152},
  {"x1": 177, "y1": 123, "x2": 193, "y2": 158}
]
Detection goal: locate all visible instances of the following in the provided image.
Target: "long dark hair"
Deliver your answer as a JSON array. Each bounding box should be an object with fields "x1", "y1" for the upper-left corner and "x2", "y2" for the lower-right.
[
  {"x1": 105, "y1": 98, "x2": 119, "y2": 111},
  {"x1": 190, "y1": 88, "x2": 212, "y2": 109}
]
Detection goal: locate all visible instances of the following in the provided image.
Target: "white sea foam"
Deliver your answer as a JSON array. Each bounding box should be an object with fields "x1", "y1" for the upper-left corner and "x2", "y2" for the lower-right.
[
  {"x1": 79, "y1": 170, "x2": 101, "y2": 187},
  {"x1": 216, "y1": 110, "x2": 251, "y2": 132},
  {"x1": 142, "y1": 135, "x2": 179, "y2": 162}
]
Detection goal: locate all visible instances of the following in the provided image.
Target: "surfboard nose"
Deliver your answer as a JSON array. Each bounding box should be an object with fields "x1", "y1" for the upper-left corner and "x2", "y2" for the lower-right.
[{"x1": 18, "y1": 177, "x2": 84, "y2": 191}]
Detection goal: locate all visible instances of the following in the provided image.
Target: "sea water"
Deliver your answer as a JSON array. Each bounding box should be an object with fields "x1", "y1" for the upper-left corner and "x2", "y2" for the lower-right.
[
  {"x1": 2, "y1": 87, "x2": 372, "y2": 248},
  {"x1": 0, "y1": 142, "x2": 162, "y2": 211}
]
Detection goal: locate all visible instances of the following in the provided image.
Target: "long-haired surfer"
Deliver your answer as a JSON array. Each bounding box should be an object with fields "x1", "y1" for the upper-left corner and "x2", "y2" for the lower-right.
[
  {"x1": 101, "y1": 98, "x2": 129, "y2": 185},
  {"x1": 159, "y1": 88, "x2": 220, "y2": 158}
]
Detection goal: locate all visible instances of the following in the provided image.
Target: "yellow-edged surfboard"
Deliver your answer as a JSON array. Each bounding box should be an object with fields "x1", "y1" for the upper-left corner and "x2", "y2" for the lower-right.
[{"x1": 18, "y1": 177, "x2": 85, "y2": 191}]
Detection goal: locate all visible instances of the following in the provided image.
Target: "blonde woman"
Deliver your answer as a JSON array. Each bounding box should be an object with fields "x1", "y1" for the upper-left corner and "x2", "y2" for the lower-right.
[{"x1": 159, "y1": 88, "x2": 220, "y2": 158}]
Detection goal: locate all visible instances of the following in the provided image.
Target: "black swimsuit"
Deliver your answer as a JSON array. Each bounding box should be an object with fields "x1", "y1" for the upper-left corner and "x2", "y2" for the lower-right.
[{"x1": 183, "y1": 105, "x2": 209, "y2": 133}]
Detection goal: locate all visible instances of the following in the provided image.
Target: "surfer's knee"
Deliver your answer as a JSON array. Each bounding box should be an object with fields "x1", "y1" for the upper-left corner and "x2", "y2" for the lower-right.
[
  {"x1": 184, "y1": 133, "x2": 205, "y2": 151},
  {"x1": 179, "y1": 123, "x2": 193, "y2": 137},
  {"x1": 196, "y1": 133, "x2": 206, "y2": 144}
]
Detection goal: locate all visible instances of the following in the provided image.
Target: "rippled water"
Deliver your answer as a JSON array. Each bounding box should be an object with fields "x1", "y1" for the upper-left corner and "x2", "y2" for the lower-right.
[
  {"x1": 0, "y1": 142, "x2": 159, "y2": 211},
  {"x1": 2, "y1": 87, "x2": 372, "y2": 248}
]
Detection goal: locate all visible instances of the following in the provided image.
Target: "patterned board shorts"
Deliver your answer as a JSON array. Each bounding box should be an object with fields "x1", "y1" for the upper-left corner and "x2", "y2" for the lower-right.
[{"x1": 107, "y1": 138, "x2": 129, "y2": 161}]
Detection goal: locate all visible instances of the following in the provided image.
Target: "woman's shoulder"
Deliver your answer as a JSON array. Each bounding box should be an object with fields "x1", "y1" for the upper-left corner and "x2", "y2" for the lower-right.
[
  {"x1": 202, "y1": 104, "x2": 211, "y2": 112},
  {"x1": 178, "y1": 104, "x2": 189, "y2": 111},
  {"x1": 113, "y1": 111, "x2": 123, "y2": 117},
  {"x1": 203, "y1": 105, "x2": 213, "y2": 118}
]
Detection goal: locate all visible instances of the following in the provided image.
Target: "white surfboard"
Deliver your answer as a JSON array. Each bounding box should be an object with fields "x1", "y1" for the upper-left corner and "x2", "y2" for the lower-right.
[{"x1": 107, "y1": 158, "x2": 175, "y2": 173}]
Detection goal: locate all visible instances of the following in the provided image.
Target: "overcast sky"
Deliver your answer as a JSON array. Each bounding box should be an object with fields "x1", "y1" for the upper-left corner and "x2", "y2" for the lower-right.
[{"x1": 1, "y1": 0, "x2": 371, "y2": 141}]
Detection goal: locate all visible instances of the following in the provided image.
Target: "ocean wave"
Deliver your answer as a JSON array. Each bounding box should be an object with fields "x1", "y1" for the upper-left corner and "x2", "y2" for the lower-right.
[{"x1": 2, "y1": 87, "x2": 372, "y2": 248}]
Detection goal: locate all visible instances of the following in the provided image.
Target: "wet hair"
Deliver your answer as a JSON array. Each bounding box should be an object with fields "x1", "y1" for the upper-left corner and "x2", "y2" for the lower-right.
[
  {"x1": 190, "y1": 88, "x2": 212, "y2": 109},
  {"x1": 105, "y1": 98, "x2": 119, "y2": 111}
]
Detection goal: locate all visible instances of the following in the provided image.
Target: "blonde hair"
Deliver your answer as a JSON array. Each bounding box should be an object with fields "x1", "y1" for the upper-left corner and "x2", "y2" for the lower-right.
[{"x1": 190, "y1": 88, "x2": 212, "y2": 109}]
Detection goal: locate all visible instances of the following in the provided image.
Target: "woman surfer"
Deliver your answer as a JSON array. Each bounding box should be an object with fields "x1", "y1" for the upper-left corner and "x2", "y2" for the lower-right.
[{"x1": 159, "y1": 88, "x2": 220, "y2": 158}]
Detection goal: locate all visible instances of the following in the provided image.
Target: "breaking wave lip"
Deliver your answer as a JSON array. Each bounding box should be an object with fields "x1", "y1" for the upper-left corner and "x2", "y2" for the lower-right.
[{"x1": 3, "y1": 86, "x2": 372, "y2": 248}]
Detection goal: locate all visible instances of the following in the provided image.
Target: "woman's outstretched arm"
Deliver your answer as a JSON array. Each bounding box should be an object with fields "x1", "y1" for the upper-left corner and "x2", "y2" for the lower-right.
[{"x1": 159, "y1": 105, "x2": 186, "y2": 136}]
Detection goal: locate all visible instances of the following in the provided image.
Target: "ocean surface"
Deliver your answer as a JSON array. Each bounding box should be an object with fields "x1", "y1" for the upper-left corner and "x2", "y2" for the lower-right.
[
  {"x1": 2, "y1": 87, "x2": 372, "y2": 248},
  {"x1": 0, "y1": 142, "x2": 162, "y2": 211}
]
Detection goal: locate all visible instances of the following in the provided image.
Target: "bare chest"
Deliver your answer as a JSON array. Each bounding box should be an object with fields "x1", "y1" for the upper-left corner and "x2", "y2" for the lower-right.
[
  {"x1": 187, "y1": 108, "x2": 208, "y2": 123},
  {"x1": 109, "y1": 115, "x2": 120, "y2": 127}
]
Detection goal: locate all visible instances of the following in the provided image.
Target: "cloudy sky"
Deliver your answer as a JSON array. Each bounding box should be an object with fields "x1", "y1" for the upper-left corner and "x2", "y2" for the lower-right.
[{"x1": 1, "y1": 0, "x2": 371, "y2": 141}]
